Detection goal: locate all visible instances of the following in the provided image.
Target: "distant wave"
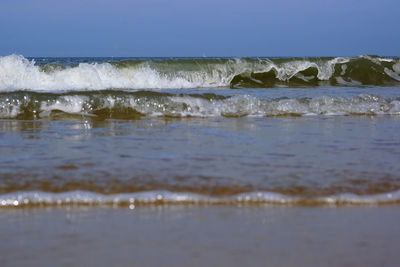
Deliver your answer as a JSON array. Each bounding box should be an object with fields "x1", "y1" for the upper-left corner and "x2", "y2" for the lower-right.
[
  {"x1": 1, "y1": 190, "x2": 400, "y2": 207},
  {"x1": 1, "y1": 91, "x2": 399, "y2": 119},
  {"x1": 0, "y1": 55, "x2": 400, "y2": 91}
]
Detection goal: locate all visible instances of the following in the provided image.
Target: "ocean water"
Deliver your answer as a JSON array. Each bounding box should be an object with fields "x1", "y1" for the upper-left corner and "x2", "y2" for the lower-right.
[{"x1": 1, "y1": 54, "x2": 400, "y2": 207}]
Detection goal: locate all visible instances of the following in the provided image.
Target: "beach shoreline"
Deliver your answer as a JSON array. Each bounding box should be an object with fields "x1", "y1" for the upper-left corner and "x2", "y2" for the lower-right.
[{"x1": 1, "y1": 55, "x2": 400, "y2": 266}]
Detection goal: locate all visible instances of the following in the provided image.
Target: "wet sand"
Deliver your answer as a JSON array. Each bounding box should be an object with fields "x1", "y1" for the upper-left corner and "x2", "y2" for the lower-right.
[{"x1": 1, "y1": 206, "x2": 400, "y2": 267}]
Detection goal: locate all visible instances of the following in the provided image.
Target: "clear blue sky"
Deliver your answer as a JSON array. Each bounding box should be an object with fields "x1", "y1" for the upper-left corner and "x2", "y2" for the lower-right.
[{"x1": 0, "y1": 0, "x2": 399, "y2": 57}]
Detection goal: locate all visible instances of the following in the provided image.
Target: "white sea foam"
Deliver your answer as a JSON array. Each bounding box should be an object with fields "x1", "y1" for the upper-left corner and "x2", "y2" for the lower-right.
[
  {"x1": 271, "y1": 57, "x2": 349, "y2": 81},
  {"x1": 1, "y1": 93, "x2": 400, "y2": 119},
  {"x1": 0, "y1": 55, "x2": 266, "y2": 91},
  {"x1": 41, "y1": 95, "x2": 89, "y2": 114},
  {"x1": 138, "y1": 94, "x2": 399, "y2": 117},
  {"x1": 384, "y1": 61, "x2": 400, "y2": 81},
  {"x1": 360, "y1": 55, "x2": 395, "y2": 64},
  {"x1": 0, "y1": 55, "x2": 209, "y2": 90},
  {"x1": 1, "y1": 190, "x2": 400, "y2": 207}
]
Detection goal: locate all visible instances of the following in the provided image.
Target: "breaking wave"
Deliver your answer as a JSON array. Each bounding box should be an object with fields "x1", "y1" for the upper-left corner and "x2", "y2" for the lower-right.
[
  {"x1": 1, "y1": 91, "x2": 400, "y2": 119},
  {"x1": 1, "y1": 54, "x2": 400, "y2": 91}
]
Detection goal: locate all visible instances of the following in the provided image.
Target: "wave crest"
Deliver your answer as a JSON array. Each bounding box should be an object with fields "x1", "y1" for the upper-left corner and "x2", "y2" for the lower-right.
[{"x1": 1, "y1": 55, "x2": 400, "y2": 91}]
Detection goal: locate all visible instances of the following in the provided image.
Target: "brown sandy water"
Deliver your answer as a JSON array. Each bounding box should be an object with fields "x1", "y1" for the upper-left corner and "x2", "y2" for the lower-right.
[{"x1": 1, "y1": 115, "x2": 400, "y2": 206}]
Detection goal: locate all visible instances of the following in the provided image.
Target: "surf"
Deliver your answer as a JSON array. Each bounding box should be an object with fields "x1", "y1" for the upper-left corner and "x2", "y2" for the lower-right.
[
  {"x1": 1, "y1": 54, "x2": 400, "y2": 91},
  {"x1": 1, "y1": 91, "x2": 399, "y2": 119}
]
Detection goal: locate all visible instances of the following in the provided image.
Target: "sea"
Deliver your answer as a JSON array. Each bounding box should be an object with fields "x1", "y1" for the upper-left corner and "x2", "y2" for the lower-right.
[{"x1": 1, "y1": 54, "x2": 400, "y2": 207}]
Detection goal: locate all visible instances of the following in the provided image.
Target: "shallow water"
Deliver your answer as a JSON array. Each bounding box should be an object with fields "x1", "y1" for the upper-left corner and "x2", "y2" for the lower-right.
[
  {"x1": 2, "y1": 206, "x2": 400, "y2": 267},
  {"x1": 1, "y1": 114, "x2": 400, "y2": 206},
  {"x1": 1, "y1": 56, "x2": 400, "y2": 207}
]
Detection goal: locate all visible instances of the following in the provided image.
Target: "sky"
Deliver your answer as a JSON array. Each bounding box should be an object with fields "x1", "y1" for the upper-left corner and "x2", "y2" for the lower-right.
[{"x1": 0, "y1": 0, "x2": 399, "y2": 57}]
